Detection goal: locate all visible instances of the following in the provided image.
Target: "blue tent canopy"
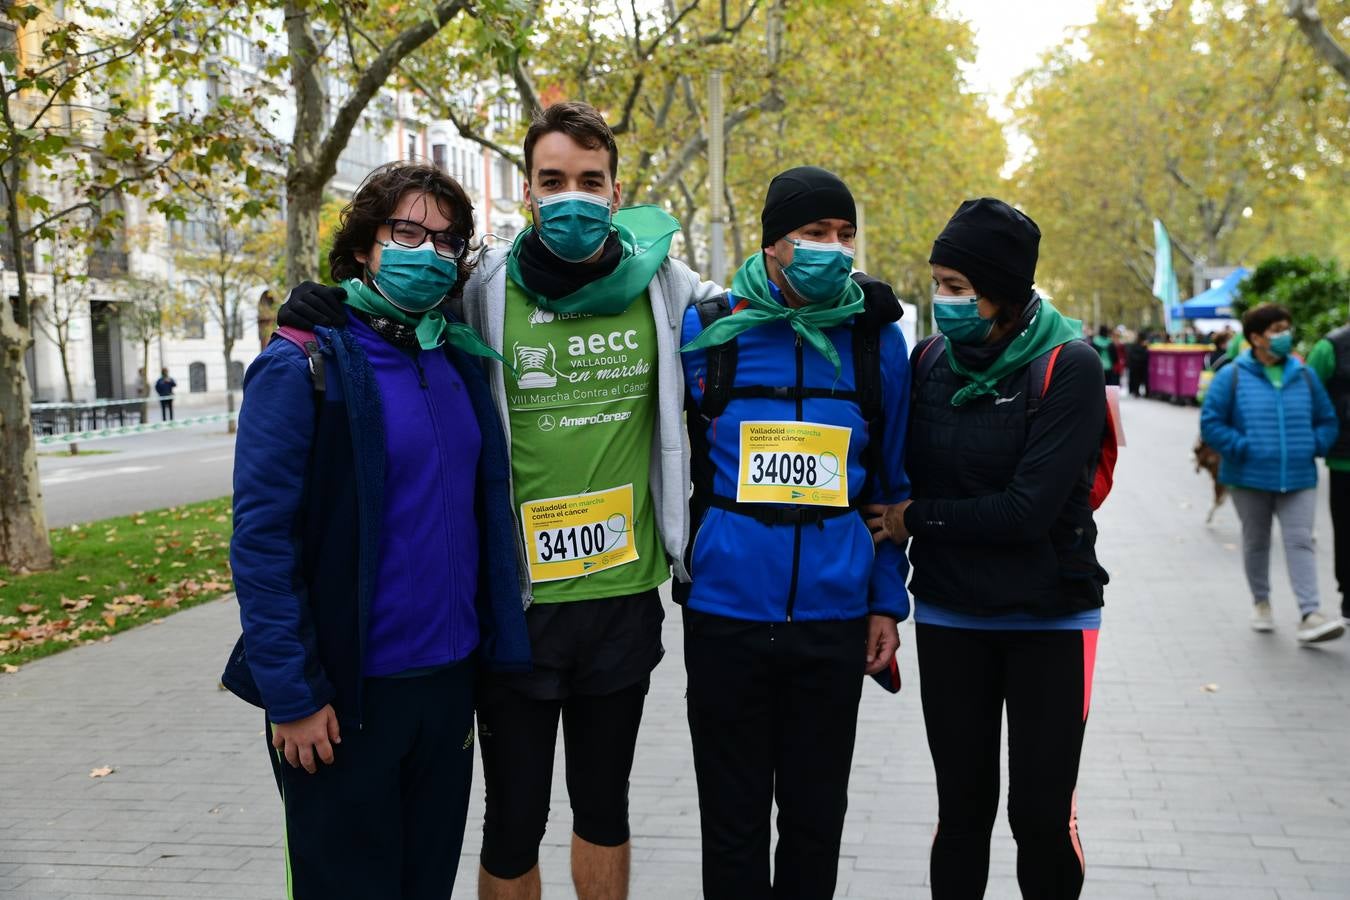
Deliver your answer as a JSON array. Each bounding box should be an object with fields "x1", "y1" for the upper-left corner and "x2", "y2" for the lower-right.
[{"x1": 1169, "y1": 267, "x2": 1249, "y2": 320}]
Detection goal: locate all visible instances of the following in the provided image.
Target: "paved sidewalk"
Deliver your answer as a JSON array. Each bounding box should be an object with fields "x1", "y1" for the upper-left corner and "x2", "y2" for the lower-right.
[{"x1": 3, "y1": 396, "x2": 1349, "y2": 899}]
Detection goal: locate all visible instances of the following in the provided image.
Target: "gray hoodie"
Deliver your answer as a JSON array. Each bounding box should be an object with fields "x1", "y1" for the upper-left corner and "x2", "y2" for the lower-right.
[{"x1": 454, "y1": 246, "x2": 724, "y2": 606}]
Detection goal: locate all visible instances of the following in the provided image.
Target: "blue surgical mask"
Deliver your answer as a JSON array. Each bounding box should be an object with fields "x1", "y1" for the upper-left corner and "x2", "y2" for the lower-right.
[
  {"x1": 370, "y1": 241, "x2": 459, "y2": 313},
  {"x1": 781, "y1": 240, "x2": 855, "y2": 303},
  {"x1": 933, "y1": 292, "x2": 994, "y2": 345},
  {"x1": 1268, "y1": 331, "x2": 1293, "y2": 359},
  {"x1": 534, "y1": 191, "x2": 614, "y2": 263}
]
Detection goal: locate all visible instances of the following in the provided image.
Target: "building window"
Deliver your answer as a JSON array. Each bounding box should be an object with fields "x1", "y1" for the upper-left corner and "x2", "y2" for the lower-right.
[
  {"x1": 227, "y1": 360, "x2": 245, "y2": 390},
  {"x1": 189, "y1": 361, "x2": 208, "y2": 393},
  {"x1": 180, "y1": 311, "x2": 206, "y2": 340},
  {"x1": 433, "y1": 143, "x2": 447, "y2": 172},
  {"x1": 408, "y1": 135, "x2": 417, "y2": 160}
]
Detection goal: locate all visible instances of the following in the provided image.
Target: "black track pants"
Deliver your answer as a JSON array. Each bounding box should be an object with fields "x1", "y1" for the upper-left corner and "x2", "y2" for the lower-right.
[
  {"x1": 1330, "y1": 470, "x2": 1350, "y2": 616},
  {"x1": 917, "y1": 623, "x2": 1097, "y2": 900},
  {"x1": 268, "y1": 661, "x2": 476, "y2": 900},
  {"x1": 684, "y1": 607, "x2": 866, "y2": 900}
]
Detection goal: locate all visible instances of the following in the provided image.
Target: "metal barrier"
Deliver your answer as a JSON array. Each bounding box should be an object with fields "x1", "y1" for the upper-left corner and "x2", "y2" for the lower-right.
[
  {"x1": 30, "y1": 399, "x2": 150, "y2": 436},
  {"x1": 33, "y1": 412, "x2": 238, "y2": 446}
]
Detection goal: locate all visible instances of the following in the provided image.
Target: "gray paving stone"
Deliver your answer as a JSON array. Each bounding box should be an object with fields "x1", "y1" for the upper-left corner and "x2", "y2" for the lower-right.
[{"x1": 4, "y1": 397, "x2": 1350, "y2": 897}]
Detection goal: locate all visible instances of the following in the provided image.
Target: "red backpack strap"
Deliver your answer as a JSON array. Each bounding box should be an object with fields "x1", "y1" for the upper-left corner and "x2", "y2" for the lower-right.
[
  {"x1": 271, "y1": 326, "x2": 325, "y2": 393},
  {"x1": 1039, "y1": 343, "x2": 1066, "y2": 398}
]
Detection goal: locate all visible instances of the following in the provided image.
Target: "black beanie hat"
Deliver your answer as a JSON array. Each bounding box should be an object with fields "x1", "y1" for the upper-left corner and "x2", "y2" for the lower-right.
[
  {"x1": 760, "y1": 166, "x2": 856, "y2": 247},
  {"x1": 928, "y1": 198, "x2": 1040, "y2": 305}
]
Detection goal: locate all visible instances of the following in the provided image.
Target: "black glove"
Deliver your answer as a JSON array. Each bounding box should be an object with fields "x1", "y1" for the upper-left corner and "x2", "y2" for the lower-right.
[
  {"x1": 276, "y1": 282, "x2": 348, "y2": 330},
  {"x1": 850, "y1": 272, "x2": 903, "y2": 327}
]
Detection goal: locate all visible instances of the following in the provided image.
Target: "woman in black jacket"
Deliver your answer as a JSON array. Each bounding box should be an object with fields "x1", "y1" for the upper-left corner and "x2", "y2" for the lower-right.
[{"x1": 867, "y1": 198, "x2": 1108, "y2": 900}]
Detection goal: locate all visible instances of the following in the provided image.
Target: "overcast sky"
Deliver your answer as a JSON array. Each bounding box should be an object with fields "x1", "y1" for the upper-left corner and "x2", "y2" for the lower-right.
[
  {"x1": 942, "y1": 0, "x2": 1101, "y2": 170},
  {"x1": 944, "y1": 0, "x2": 1100, "y2": 116}
]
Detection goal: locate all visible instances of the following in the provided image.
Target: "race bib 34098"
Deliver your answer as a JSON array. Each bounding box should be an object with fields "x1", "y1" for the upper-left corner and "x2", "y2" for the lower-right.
[
  {"x1": 520, "y1": 483, "x2": 639, "y2": 583},
  {"x1": 736, "y1": 421, "x2": 851, "y2": 507}
]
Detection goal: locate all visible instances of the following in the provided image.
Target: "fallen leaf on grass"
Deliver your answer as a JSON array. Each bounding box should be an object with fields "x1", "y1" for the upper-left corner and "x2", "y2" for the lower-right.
[
  {"x1": 89, "y1": 766, "x2": 114, "y2": 778},
  {"x1": 102, "y1": 612, "x2": 117, "y2": 628},
  {"x1": 2, "y1": 664, "x2": 18, "y2": 674},
  {"x1": 76, "y1": 575, "x2": 91, "y2": 583},
  {"x1": 16, "y1": 603, "x2": 40, "y2": 614}
]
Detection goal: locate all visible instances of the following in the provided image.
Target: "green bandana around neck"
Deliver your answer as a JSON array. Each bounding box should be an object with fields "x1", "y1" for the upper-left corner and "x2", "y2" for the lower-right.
[
  {"x1": 944, "y1": 297, "x2": 1083, "y2": 407},
  {"x1": 680, "y1": 251, "x2": 865, "y2": 376},
  {"x1": 342, "y1": 278, "x2": 509, "y2": 368},
  {"x1": 506, "y1": 205, "x2": 680, "y2": 315}
]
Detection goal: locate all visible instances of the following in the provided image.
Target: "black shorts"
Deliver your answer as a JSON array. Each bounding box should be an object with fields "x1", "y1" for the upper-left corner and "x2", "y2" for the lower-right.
[
  {"x1": 476, "y1": 590, "x2": 664, "y2": 879},
  {"x1": 488, "y1": 587, "x2": 665, "y2": 700}
]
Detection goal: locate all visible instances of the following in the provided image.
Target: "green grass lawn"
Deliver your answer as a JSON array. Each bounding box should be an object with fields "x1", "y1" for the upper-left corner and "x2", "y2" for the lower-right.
[{"x1": 0, "y1": 497, "x2": 234, "y2": 671}]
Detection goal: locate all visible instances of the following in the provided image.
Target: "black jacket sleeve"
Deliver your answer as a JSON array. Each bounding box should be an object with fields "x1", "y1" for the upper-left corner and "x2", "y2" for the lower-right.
[{"x1": 904, "y1": 340, "x2": 1106, "y2": 543}]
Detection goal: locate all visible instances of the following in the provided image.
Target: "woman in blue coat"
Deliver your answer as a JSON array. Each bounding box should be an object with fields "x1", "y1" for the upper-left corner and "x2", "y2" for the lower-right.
[
  {"x1": 1201, "y1": 302, "x2": 1343, "y2": 643},
  {"x1": 223, "y1": 162, "x2": 529, "y2": 898}
]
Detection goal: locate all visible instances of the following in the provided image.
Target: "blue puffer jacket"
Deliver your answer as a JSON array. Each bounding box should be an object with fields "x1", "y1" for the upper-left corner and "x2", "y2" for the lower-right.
[
  {"x1": 222, "y1": 324, "x2": 530, "y2": 729},
  {"x1": 1200, "y1": 351, "x2": 1339, "y2": 493},
  {"x1": 679, "y1": 290, "x2": 911, "y2": 622}
]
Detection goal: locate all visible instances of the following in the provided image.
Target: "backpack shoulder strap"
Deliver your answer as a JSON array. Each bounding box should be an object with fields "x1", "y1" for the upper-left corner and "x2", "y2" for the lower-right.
[
  {"x1": 852, "y1": 317, "x2": 887, "y2": 493},
  {"x1": 911, "y1": 335, "x2": 946, "y2": 394},
  {"x1": 692, "y1": 292, "x2": 737, "y2": 420},
  {"x1": 271, "y1": 326, "x2": 325, "y2": 394},
  {"x1": 1024, "y1": 343, "x2": 1066, "y2": 417}
]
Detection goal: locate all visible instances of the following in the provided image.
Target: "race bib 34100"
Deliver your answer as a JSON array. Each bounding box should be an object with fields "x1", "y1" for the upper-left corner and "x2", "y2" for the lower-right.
[
  {"x1": 520, "y1": 484, "x2": 639, "y2": 583},
  {"x1": 736, "y1": 421, "x2": 850, "y2": 507}
]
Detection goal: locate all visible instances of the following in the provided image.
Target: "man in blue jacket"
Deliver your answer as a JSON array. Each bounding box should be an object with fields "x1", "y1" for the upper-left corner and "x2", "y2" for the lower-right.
[
  {"x1": 677, "y1": 166, "x2": 911, "y2": 899},
  {"x1": 1201, "y1": 302, "x2": 1344, "y2": 644}
]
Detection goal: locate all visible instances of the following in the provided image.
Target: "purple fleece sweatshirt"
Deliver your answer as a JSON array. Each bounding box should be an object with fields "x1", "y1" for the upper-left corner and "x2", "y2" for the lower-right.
[{"x1": 349, "y1": 313, "x2": 482, "y2": 677}]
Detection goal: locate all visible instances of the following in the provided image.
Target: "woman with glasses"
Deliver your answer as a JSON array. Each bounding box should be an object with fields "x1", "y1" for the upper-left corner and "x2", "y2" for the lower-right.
[{"x1": 223, "y1": 162, "x2": 529, "y2": 899}]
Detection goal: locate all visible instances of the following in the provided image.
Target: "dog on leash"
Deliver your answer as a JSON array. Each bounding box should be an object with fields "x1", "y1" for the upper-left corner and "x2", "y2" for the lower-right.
[{"x1": 1193, "y1": 437, "x2": 1227, "y2": 523}]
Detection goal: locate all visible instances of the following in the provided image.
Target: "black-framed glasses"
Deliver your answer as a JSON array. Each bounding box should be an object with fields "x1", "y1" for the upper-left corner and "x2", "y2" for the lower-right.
[{"x1": 382, "y1": 218, "x2": 468, "y2": 260}]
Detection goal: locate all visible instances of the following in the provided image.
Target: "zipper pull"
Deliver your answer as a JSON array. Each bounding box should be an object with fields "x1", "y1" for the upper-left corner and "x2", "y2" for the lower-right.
[
  {"x1": 795, "y1": 333, "x2": 803, "y2": 348},
  {"x1": 415, "y1": 359, "x2": 428, "y2": 389}
]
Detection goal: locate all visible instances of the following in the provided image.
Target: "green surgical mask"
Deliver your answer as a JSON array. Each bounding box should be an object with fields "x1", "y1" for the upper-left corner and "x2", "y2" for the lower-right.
[
  {"x1": 1268, "y1": 331, "x2": 1293, "y2": 359},
  {"x1": 780, "y1": 240, "x2": 855, "y2": 303},
  {"x1": 933, "y1": 293, "x2": 994, "y2": 345},
  {"x1": 534, "y1": 191, "x2": 613, "y2": 262}
]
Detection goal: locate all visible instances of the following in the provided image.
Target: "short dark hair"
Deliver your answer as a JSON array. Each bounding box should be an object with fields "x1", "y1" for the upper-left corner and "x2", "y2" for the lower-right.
[
  {"x1": 523, "y1": 101, "x2": 618, "y2": 181},
  {"x1": 1241, "y1": 303, "x2": 1292, "y2": 342},
  {"x1": 328, "y1": 162, "x2": 476, "y2": 291}
]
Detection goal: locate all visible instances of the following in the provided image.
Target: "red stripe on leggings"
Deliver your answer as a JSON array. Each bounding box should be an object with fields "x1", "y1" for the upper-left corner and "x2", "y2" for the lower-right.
[{"x1": 1081, "y1": 629, "x2": 1099, "y2": 723}]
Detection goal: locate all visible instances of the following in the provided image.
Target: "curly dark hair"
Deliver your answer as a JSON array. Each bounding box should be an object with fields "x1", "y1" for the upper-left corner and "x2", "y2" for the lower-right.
[
  {"x1": 328, "y1": 162, "x2": 477, "y2": 292},
  {"x1": 523, "y1": 101, "x2": 618, "y2": 181}
]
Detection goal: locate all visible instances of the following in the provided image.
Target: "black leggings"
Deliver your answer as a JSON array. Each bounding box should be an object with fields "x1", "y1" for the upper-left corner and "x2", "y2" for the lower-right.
[
  {"x1": 476, "y1": 678, "x2": 648, "y2": 879},
  {"x1": 917, "y1": 623, "x2": 1098, "y2": 900}
]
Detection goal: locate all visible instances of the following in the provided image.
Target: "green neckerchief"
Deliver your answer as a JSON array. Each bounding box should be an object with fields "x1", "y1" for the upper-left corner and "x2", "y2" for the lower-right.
[
  {"x1": 680, "y1": 251, "x2": 865, "y2": 376},
  {"x1": 945, "y1": 296, "x2": 1083, "y2": 407},
  {"x1": 342, "y1": 278, "x2": 508, "y2": 367},
  {"x1": 506, "y1": 204, "x2": 680, "y2": 315}
]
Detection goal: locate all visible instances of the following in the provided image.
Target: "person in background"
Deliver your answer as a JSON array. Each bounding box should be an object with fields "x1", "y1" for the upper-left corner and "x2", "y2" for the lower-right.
[
  {"x1": 1305, "y1": 322, "x2": 1350, "y2": 627},
  {"x1": 1205, "y1": 332, "x2": 1232, "y2": 372},
  {"x1": 1200, "y1": 303, "x2": 1344, "y2": 643},
  {"x1": 1111, "y1": 327, "x2": 1127, "y2": 386},
  {"x1": 1126, "y1": 331, "x2": 1150, "y2": 397},
  {"x1": 154, "y1": 367, "x2": 176, "y2": 421},
  {"x1": 1092, "y1": 325, "x2": 1120, "y2": 386},
  {"x1": 257, "y1": 289, "x2": 278, "y2": 352}
]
